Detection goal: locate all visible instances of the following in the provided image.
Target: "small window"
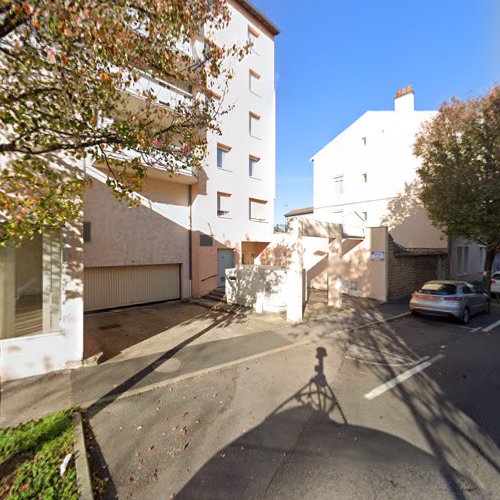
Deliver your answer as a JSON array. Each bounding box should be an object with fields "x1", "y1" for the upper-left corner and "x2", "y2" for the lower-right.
[
  {"x1": 362, "y1": 137, "x2": 367, "y2": 146},
  {"x1": 249, "y1": 70, "x2": 261, "y2": 94},
  {"x1": 216, "y1": 143, "x2": 231, "y2": 169},
  {"x1": 248, "y1": 26, "x2": 259, "y2": 53},
  {"x1": 249, "y1": 112, "x2": 261, "y2": 137},
  {"x1": 362, "y1": 173, "x2": 368, "y2": 183},
  {"x1": 217, "y1": 192, "x2": 231, "y2": 218},
  {"x1": 334, "y1": 176, "x2": 344, "y2": 197},
  {"x1": 83, "y1": 221, "x2": 91, "y2": 243},
  {"x1": 362, "y1": 212, "x2": 368, "y2": 221},
  {"x1": 200, "y1": 234, "x2": 213, "y2": 247},
  {"x1": 249, "y1": 199, "x2": 267, "y2": 222},
  {"x1": 249, "y1": 156, "x2": 260, "y2": 177}
]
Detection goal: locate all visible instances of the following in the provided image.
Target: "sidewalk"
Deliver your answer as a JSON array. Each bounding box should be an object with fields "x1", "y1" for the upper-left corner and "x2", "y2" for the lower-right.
[{"x1": 0, "y1": 295, "x2": 410, "y2": 428}]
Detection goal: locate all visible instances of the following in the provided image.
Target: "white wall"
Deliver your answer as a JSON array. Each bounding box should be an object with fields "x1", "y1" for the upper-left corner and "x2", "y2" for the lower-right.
[
  {"x1": 192, "y1": 0, "x2": 276, "y2": 251},
  {"x1": 312, "y1": 108, "x2": 447, "y2": 249}
]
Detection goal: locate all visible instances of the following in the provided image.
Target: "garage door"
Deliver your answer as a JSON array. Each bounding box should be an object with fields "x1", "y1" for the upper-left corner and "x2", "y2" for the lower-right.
[{"x1": 84, "y1": 264, "x2": 181, "y2": 312}]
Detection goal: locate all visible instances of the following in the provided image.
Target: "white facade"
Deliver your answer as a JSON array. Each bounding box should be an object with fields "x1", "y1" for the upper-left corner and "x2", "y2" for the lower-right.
[{"x1": 310, "y1": 88, "x2": 484, "y2": 280}]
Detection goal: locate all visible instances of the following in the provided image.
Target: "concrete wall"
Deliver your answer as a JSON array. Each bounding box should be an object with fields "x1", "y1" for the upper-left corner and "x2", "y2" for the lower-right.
[{"x1": 226, "y1": 265, "x2": 288, "y2": 313}]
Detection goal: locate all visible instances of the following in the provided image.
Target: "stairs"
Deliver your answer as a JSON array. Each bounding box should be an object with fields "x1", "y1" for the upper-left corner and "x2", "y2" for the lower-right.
[{"x1": 202, "y1": 287, "x2": 227, "y2": 303}]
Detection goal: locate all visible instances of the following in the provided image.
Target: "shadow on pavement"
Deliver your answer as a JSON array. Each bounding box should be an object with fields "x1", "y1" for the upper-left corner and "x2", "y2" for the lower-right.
[{"x1": 177, "y1": 347, "x2": 479, "y2": 500}]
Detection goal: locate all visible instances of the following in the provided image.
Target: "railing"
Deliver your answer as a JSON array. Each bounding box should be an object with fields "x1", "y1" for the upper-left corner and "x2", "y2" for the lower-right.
[
  {"x1": 201, "y1": 273, "x2": 218, "y2": 282},
  {"x1": 125, "y1": 71, "x2": 192, "y2": 108}
]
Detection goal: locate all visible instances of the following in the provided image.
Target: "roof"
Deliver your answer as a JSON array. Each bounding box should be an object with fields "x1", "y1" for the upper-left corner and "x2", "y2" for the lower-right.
[
  {"x1": 234, "y1": 0, "x2": 280, "y2": 36},
  {"x1": 284, "y1": 207, "x2": 314, "y2": 218}
]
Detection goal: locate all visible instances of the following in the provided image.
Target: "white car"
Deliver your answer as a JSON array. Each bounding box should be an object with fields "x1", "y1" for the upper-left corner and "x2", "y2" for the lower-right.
[{"x1": 491, "y1": 272, "x2": 500, "y2": 296}]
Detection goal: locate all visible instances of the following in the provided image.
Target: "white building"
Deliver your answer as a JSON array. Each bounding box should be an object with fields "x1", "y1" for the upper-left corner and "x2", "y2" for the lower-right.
[{"x1": 310, "y1": 87, "x2": 485, "y2": 282}]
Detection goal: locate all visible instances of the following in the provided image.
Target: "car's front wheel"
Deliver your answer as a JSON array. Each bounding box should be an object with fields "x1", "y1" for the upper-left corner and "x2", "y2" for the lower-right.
[{"x1": 462, "y1": 307, "x2": 470, "y2": 324}]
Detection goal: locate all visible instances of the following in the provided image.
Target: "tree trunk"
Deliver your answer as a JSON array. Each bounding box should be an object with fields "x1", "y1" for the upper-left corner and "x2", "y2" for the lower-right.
[{"x1": 483, "y1": 247, "x2": 496, "y2": 296}]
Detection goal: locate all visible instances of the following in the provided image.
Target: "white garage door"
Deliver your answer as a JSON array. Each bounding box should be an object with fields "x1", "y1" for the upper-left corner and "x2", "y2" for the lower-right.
[{"x1": 84, "y1": 264, "x2": 181, "y2": 312}]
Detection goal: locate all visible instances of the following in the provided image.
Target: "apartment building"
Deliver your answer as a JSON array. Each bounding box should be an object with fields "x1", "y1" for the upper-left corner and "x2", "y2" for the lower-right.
[
  {"x1": 84, "y1": 0, "x2": 278, "y2": 311},
  {"x1": 0, "y1": 0, "x2": 278, "y2": 381},
  {"x1": 309, "y1": 87, "x2": 485, "y2": 285}
]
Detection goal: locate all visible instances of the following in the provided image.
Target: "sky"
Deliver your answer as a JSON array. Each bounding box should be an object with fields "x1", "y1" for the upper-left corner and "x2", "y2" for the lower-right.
[{"x1": 249, "y1": 0, "x2": 500, "y2": 223}]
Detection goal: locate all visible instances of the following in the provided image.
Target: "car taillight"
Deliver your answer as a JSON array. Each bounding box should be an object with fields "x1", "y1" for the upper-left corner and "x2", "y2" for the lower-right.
[{"x1": 444, "y1": 297, "x2": 463, "y2": 301}]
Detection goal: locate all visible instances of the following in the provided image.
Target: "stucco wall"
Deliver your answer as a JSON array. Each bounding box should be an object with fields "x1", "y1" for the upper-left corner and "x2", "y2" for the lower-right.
[{"x1": 84, "y1": 175, "x2": 191, "y2": 298}]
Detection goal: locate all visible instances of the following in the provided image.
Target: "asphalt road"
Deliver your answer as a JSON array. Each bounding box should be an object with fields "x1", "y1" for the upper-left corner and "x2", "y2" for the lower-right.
[{"x1": 88, "y1": 309, "x2": 500, "y2": 499}]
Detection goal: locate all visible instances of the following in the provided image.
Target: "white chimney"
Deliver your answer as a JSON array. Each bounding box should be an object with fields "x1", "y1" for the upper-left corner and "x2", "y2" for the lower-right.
[{"x1": 394, "y1": 85, "x2": 415, "y2": 112}]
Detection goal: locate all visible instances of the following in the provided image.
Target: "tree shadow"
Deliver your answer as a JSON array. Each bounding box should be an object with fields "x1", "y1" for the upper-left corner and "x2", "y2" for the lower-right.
[{"x1": 176, "y1": 347, "x2": 481, "y2": 500}]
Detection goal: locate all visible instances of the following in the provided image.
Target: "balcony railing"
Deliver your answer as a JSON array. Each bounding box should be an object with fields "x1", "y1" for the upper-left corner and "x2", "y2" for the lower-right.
[
  {"x1": 125, "y1": 72, "x2": 193, "y2": 109},
  {"x1": 98, "y1": 144, "x2": 198, "y2": 185}
]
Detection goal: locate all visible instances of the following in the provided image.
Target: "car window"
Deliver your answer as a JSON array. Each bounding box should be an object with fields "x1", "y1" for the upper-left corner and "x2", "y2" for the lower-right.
[
  {"x1": 462, "y1": 285, "x2": 473, "y2": 294},
  {"x1": 420, "y1": 283, "x2": 456, "y2": 295}
]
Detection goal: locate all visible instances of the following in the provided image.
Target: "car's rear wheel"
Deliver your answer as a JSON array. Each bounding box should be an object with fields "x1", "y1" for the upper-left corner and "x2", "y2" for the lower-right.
[{"x1": 462, "y1": 307, "x2": 470, "y2": 324}]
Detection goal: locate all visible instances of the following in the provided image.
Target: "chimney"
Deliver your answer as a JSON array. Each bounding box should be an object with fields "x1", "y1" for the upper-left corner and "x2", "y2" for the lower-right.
[{"x1": 394, "y1": 85, "x2": 415, "y2": 112}]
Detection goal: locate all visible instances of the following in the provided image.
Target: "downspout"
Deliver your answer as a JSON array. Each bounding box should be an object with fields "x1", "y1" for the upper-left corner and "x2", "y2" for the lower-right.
[{"x1": 188, "y1": 185, "x2": 193, "y2": 298}]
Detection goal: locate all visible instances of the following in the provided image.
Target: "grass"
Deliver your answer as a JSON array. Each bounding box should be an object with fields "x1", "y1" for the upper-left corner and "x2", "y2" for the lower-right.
[{"x1": 0, "y1": 409, "x2": 78, "y2": 499}]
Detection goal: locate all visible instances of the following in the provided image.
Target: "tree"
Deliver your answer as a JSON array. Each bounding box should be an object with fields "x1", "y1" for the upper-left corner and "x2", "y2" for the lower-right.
[
  {"x1": 414, "y1": 85, "x2": 500, "y2": 293},
  {"x1": 0, "y1": 0, "x2": 246, "y2": 244}
]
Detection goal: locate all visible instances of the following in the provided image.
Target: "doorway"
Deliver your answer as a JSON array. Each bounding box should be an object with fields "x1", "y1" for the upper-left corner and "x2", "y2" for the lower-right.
[{"x1": 217, "y1": 249, "x2": 234, "y2": 288}]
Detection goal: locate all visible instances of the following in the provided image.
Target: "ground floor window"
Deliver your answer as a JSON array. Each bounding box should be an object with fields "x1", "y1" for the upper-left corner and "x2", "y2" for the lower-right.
[{"x1": 0, "y1": 229, "x2": 62, "y2": 339}]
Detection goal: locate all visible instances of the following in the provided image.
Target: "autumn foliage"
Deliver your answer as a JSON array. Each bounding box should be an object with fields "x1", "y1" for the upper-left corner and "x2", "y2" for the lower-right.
[
  {"x1": 414, "y1": 85, "x2": 500, "y2": 288},
  {"x1": 0, "y1": 0, "x2": 246, "y2": 243}
]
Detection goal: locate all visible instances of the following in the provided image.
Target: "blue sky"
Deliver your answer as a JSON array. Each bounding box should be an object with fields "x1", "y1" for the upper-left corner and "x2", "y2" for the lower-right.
[{"x1": 249, "y1": 0, "x2": 500, "y2": 223}]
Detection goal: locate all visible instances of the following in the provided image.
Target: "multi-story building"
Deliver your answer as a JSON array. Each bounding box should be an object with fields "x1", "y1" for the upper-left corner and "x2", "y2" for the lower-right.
[
  {"x1": 0, "y1": 0, "x2": 279, "y2": 381},
  {"x1": 83, "y1": 0, "x2": 278, "y2": 311},
  {"x1": 309, "y1": 87, "x2": 485, "y2": 284}
]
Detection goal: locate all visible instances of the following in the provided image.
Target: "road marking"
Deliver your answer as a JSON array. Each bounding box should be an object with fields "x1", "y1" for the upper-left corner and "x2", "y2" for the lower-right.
[
  {"x1": 482, "y1": 319, "x2": 500, "y2": 333},
  {"x1": 363, "y1": 354, "x2": 445, "y2": 401}
]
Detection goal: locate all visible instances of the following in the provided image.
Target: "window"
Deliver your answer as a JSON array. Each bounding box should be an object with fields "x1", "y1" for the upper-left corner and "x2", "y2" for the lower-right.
[
  {"x1": 249, "y1": 70, "x2": 261, "y2": 94},
  {"x1": 249, "y1": 112, "x2": 261, "y2": 137},
  {"x1": 334, "y1": 175, "x2": 344, "y2": 197},
  {"x1": 83, "y1": 222, "x2": 91, "y2": 243},
  {"x1": 249, "y1": 199, "x2": 267, "y2": 222},
  {"x1": 248, "y1": 26, "x2": 259, "y2": 53},
  {"x1": 362, "y1": 137, "x2": 367, "y2": 146},
  {"x1": 362, "y1": 211, "x2": 368, "y2": 221},
  {"x1": 362, "y1": 173, "x2": 368, "y2": 183},
  {"x1": 200, "y1": 234, "x2": 213, "y2": 247},
  {"x1": 0, "y1": 229, "x2": 62, "y2": 339},
  {"x1": 457, "y1": 246, "x2": 469, "y2": 275},
  {"x1": 479, "y1": 246, "x2": 486, "y2": 272},
  {"x1": 217, "y1": 192, "x2": 231, "y2": 218},
  {"x1": 249, "y1": 155, "x2": 260, "y2": 178},
  {"x1": 216, "y1": 143, "x2": 231, "y2": 169}
]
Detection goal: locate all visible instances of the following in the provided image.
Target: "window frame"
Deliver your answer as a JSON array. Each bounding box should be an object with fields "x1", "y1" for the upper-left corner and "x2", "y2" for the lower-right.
[
  {"x1": 216, "y1": 143, "x2": 231, "y2": 170},
  {"x1": 249, "y1": 155, "x2": 261, "y2": 178},
  {"x1": 249, "y1": 112, "x2": 261, "y2": 138}
]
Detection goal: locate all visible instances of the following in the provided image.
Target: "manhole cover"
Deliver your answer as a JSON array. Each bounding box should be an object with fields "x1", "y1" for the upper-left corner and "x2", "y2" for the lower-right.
[{"x1": 152, "y1": 358, "x2": 182, "y2": 373}]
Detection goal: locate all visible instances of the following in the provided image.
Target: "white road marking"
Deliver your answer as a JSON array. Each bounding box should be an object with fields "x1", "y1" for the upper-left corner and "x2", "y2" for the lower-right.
[
  {"x1": 363, "y1": 354, "x2": 445, "y2": 400},
  {"x1": 470, "y1": 327, "x2": 482, "y2": 333},
  {"x1": 482, "y1": 319, "x2": 500, "y2": 333}
]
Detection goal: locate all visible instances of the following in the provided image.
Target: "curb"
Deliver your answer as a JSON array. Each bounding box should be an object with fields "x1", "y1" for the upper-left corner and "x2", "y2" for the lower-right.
[
  {"x1": 79, "y1": 311, "x2": 410, "y2": 409},
  {"x1": 72, "y1": 412, "x2": 94, "y2": 500}
]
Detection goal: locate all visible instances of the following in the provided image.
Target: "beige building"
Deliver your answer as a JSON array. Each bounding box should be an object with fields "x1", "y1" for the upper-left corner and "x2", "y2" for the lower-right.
[
  {"x1": 0, "y1": 0, "x2": 278, "y2": 381},
  {"x1": 82, "y1": 0, "x2": 279, "y2": 312}
]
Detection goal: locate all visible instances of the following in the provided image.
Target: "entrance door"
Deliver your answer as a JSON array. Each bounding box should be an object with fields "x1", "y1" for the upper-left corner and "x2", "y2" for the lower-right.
[{"x1": 217, "y1": 249, "x2": 234, "y2": 288}]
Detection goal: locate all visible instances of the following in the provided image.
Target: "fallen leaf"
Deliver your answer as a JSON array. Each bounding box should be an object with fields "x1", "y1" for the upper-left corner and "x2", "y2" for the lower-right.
[
  {"x1": 220, "y1": 451, "x2": 226, "y2": 459},
  {"x1": 182, "y1": 442, "x2": 189, "y2": 451},
  {"x1": 147, "y1": 446, "x2": 155, "y2": 453},
  {"x1": 179, "y1": 427, "x2": 187, "y2": 438}
]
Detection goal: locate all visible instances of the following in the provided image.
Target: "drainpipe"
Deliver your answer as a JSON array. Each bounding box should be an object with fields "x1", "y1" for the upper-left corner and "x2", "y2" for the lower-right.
[{"x1": 188, "y1": 185, "x2": 193, "y2": 298}]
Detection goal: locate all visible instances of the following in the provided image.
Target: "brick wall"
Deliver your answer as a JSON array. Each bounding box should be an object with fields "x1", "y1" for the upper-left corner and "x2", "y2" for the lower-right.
[{"x1": 387, "y1": 237, "x2": 443, "y2": 300}]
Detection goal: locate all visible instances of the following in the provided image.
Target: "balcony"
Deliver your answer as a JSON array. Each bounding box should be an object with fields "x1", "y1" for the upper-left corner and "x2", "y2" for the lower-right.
[
  {"x1": 98, "y1": 144, "x2": 198, "y2": 185},
  {"x1": 124, "y1": 72, "x2": 193, "y2": 110}
]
